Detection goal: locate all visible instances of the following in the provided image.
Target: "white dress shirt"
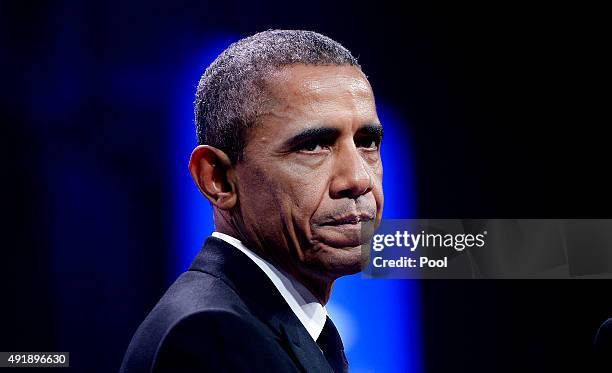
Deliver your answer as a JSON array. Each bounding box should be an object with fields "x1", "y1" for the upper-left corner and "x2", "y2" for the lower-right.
[{"x1": 211, "y1": 232, "x2": 328, "y2": 341}]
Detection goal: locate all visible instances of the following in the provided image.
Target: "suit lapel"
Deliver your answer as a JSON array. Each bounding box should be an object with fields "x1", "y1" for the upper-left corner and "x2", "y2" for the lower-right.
[
  {"x1": 189, "y1": 237, "x2": 333, "y2": 373},
  {"x1": 271, "y1": 307, "x2": 334, "y2": 373}
]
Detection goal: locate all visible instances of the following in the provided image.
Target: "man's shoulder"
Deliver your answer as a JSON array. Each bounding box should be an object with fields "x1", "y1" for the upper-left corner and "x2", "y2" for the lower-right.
[
  {"x1": 152, "y1": 269, "x2": 247, "y2": 320},
  {"x1": 129, "y1": 268, "x2": 253, "y2": 339},
  {"x1": 119, "y1": 270, "x2": 256, "y2": 373}
]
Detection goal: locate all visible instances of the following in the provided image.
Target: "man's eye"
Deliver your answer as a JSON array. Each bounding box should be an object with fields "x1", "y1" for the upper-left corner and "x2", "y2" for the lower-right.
[
  {"x1": 356, "y1": 138, "x2": 379, "y2": 149},
  {"x1": 298, "y1": 142, "x2": 325, "y2": 152}
]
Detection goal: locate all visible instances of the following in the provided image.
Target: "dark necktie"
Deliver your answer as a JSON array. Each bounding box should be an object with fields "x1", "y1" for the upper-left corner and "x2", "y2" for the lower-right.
[{"x1": 316, "y1": 316, "x2": 349, "y2": 373}]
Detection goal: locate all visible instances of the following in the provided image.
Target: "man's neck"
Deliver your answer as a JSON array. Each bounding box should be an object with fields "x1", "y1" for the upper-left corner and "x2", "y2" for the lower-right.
[{"x1": 214, "y1": 223, "x2": 334, "y2": 305}]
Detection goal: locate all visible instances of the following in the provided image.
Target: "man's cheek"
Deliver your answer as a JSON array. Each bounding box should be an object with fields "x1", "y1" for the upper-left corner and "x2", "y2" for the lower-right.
[
  {"x1": 373, "y1": 161, "x2": 383, "y2": 179},
  {"x1": 280, "y1": 170, "x2": 325, "y2": 200},
  {"x1": 283, "y1": 187, "x2": 320, "y2": 232}
]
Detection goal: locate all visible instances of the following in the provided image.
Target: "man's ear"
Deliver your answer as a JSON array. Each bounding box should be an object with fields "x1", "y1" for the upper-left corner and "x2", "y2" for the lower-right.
[{"x1": 188, "y1": 145, "x2": 238, "y2": 210}]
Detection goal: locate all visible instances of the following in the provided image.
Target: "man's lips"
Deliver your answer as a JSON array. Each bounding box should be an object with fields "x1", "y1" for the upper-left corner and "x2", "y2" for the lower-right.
[{"x1": 318, "y1": 213, "x2": 374, "y2": 226}]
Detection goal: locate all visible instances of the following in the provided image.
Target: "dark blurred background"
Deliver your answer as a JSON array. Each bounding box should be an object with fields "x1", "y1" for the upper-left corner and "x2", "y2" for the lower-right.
[{"x1": 2, "y1": 1, "x2": 610, "y2": 372}]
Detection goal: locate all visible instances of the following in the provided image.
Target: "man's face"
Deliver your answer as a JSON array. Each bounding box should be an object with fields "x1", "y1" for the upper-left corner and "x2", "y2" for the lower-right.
[{"x1": 234, "y1": 64, "x2": 383, "y2": 281}]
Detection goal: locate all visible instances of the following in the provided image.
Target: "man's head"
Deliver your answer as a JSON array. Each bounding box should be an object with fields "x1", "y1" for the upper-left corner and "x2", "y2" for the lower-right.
[{"x1": 189, "y1": 30, "x2": 383, "y2": 298}]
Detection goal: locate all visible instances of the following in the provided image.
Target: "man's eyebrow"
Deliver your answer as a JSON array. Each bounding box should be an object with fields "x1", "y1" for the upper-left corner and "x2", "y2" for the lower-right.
[
  {"x1": 356, "y1": 124, "x2": 384, "y2": 140},
  {"x1": 282, "y1": 126, "x2": 341, "y2": 149}
]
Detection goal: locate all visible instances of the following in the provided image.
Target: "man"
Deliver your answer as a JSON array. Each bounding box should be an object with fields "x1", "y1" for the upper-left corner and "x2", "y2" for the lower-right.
[{"x1": 120, "y1": 29, "x2": 384, "y2": 373}]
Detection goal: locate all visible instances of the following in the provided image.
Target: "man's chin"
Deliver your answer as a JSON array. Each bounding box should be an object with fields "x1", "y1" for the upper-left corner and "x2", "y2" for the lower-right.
[
  {"x1": 333, "y1": 257, "x2": 363, "y2": 276},
  {"x1": 307, "y1": 242, "x2": 364, "y2": 277},
  {"x1": 311, "y1": 227, "x2": 368, "y2": 249}
]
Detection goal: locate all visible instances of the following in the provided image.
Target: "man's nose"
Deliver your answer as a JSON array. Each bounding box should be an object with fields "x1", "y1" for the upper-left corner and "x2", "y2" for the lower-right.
[{"x1": 329, "y1": 143, "x2": 372, "y2": 199}]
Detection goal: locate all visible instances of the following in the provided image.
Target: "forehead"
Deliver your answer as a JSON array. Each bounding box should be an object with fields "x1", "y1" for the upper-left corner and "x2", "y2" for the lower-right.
[
  {"x1": 261, "y1": 64, "x2": 378, "y2": 127},
  {"x1": 269, "y1": 64, "x2": 373, "y2": 102}
]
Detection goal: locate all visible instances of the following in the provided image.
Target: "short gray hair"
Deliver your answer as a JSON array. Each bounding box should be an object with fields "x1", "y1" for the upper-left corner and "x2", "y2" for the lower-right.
[{"x1": 194, "y1": 29, "x2": 361, "y2": 163}]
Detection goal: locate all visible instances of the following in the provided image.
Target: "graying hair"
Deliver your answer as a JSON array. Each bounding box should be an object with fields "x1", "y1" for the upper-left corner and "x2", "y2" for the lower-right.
[{"x1": 194, "y1": 29, "x2": 361, "y2": 163}]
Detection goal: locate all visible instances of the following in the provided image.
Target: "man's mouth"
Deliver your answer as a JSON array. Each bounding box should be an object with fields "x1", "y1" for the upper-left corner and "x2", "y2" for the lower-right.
[
  {"x1": 319, "y1": 213, "x2": 375, "y2": 226},
  {"x1": 312, "y1": 210, "x2": 377, "y2": 248}
]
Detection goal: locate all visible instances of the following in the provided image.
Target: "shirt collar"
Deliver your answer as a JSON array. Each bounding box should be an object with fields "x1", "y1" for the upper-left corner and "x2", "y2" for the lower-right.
[{"x1": 211, "y1": 232, "x2": 328, "y2": 341}]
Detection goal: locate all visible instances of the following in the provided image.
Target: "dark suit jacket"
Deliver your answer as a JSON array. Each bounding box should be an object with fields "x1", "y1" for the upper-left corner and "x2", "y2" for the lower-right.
[{"x1": 120, "y1": 236, "x2": 338, "y2": 373}]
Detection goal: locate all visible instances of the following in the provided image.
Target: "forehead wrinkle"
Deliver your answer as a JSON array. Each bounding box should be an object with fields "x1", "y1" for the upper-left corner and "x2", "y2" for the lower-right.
[
  {"x1": 267, "y1": 64, "x2": 372, "y2": 97},
  {"x1": 257, "y1": 66, "x2": 377, "y2": 133},
  {"x1": 304, "y1": 89, "x2": 376, "y2": 123},
  {"x1": 299, "y1": 72, "x2": 371, "y2": 88},
  {"x1": 298, "y1": 76, "x2": 373, "y2": 101},
  {"x1": 289, "y1": 78, "x2": 374, "y2": 114}
]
